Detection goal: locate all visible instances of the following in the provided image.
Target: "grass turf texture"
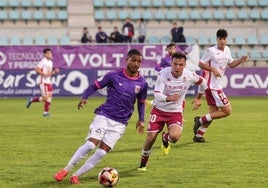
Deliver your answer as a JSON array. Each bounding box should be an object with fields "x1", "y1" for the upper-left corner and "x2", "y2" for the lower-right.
[{"x1": 0, "y1": 96, "x2": 267, "y2": 188}]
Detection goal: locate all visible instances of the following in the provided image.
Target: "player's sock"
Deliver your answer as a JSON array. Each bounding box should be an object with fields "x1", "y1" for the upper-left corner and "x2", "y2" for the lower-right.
[
  {"x1": 200, "y1": 114, "x2": 212, "y2": 124},
  {"x1": 65, "y1": 141, "x2": 96, "y2": 171},
  {"x1": 32, "y1": 96, "x2": 41, "y2": 102},
  {"x1": 74, "y1": 148, "x2": 107, "y2": 177},
  {"x1": 140, "y1": 149, "x2": 151, "y2": 167},
  {"x1": 44, "y1": 101, "x2": 50, "y2": 113},
  {"x1": 196, "y1": 126, "x2": 207, "y2": 138}
]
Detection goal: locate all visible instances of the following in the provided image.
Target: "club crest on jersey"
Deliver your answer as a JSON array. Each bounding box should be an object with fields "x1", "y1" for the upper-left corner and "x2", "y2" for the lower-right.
[
  {"x1": 182, "y1": 77, "x2": 187, "y2": 82},
  {"x1": 134, "y1": 85, "x2": 141, "y2": 93}
]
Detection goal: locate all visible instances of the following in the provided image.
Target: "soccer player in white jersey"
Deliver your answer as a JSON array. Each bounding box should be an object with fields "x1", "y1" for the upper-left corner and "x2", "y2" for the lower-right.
[
  {"x1": 26, "y1": 48, "x2": 59, "y2": 117},
  {"x1": 54, "y1": 49, "x2": 148, "y2": 184},
  {"x1": 193, "y1": 29, "x2": 249, "y2": 142},
  {"x1": 138, "y1": 52, "x2": 207, "y2": 171}
]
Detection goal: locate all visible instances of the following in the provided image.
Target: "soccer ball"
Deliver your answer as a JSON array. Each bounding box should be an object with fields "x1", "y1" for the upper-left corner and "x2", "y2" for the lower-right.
[{"x1": 98, "y1": 167, "x2": 119, "y2": 187}]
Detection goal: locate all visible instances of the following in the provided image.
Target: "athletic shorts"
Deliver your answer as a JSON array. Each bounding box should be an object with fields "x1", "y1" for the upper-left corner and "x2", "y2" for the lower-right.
[
  {"x1": 86, "y1": 115, "x2": 126, "y2": 149},
  {"x1": 205, "y1": 89, "x2": 229, "y2": 107},
  {"x1": 39, "y1": 83, "x2": 53, "y2": 97},
  {"x1": 147, "y1": 107, "x2": 183, "y2": 133}
]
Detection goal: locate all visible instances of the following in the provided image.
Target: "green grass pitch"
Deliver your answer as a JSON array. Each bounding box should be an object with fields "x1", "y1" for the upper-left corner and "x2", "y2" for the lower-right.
[{"x1": 0, "y1": 96, "x2": 267, "y2": 188}]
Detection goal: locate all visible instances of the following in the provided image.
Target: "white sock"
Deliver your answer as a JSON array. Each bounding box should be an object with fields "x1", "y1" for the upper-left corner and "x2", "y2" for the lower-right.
[
  {"x1": 74, "y1": 148, "x2": 107, "y2": 177},
  {"x1": 64, "y1": 141, "x2": 96, "y2": 171}
]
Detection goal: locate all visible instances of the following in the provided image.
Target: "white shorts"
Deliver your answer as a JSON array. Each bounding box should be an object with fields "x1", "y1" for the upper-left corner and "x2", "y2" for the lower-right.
[{"x1": 86, "y1": 115, "x2": 126, "y2": 149}]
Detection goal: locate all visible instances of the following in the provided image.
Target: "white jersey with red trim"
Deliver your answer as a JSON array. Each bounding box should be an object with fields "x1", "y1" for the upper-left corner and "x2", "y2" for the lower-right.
[
  {"x1": 36, "y1": 57, "x2": 53, "y2": 84},
  {"x1": 153, "y1": 67, "x2": 205, "y2": 113},
  {"x1": 200, "y1": 45, "x2": 233, "y2": 90}
]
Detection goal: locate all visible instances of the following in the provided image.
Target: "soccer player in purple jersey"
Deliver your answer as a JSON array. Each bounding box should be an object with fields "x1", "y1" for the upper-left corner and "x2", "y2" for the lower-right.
[
  {"x1": 193, "y1": 29, "x2": 249, "y2": 142},
  {"x1": 137, "y1": 52, "x2": 207, "y2": 171},
  {"x1": 155, "y1": 42, "x2": 176, "y2": 71},
  {"x1": 54, "y1": 49, "x2": 148, "y2": 184}
]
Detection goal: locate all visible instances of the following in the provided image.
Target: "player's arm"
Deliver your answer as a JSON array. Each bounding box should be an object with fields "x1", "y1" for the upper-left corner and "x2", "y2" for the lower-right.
[
  {"x1": 199, "y1": 61, "x2": 221, "y2": 78},
  {"x1": 191, "y1": 76, "x2": 207, "y2": 110},
  {"x1": 35, "y1": 66, "x2": 52, "y2": 77},
  {"x1": 228, "y1": 56, "x2": 249, "y2": 68},
  {"x1": 136, "y1": 84, "x2": 148, "y2": 134}
]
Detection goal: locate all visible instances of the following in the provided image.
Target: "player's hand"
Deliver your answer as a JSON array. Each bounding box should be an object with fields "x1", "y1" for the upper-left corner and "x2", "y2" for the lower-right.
[
  {"x1": 240, "y1": 56, "x2": 249, "y2": 64},
  {"x1": 78, "y1": 99, "x2": 87, "y2": 110},
  {"x1": 166, "y1": 93, "x2": 180, "y2": 102},
  {"x1": 136, "y1": 121, "x2": 144, "y2": 134},
  {"x1": 191, "y1": 98, "x2": 201, "y2": 110},
  {"x1": 54, "y1": 68, "x2": 60, "y2": 74},
  {"x1": 211, "y1": 68, "x2": 221, "y2": 78}
]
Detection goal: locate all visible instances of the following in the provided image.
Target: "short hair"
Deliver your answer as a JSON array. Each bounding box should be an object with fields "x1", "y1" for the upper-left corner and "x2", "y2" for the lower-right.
[
  {"x1": 166, "y1": 42, "x2": 176, "y2": 48},
  {"x1": 43, "y1": 48, "x2": 51, "y2": 54},
  {"x1": 127, "y1": 49, "x2": 142, "y2": 57},
  {"x1": 216, "y1": 29, "x2": 228, "y2": 38},
  {"x1": 172, "y1": 51, "x2": 186, "y2": 61}
]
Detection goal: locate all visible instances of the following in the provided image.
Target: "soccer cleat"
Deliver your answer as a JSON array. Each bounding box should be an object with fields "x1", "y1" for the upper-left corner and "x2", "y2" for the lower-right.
[
  {"x1": 70, "y1": 175, "x2": 80, "y2": 184},
  {"x1": 161, "y1": 144, "x2": 171, "y2": 155},
  {"x1": 54, "y1": 169, "x2": 68, "y2": 182},
  {"x1": 193, "y1": 136, "x2": 206, "y2": 143},
  {"x1": 43, "y1": 113, "x2": 50, "y2": 117},
  {"x1": 26, "y1": 97, "x2": 32, "y2": 108},
  {"x1": 137, "y1": 166, "x2": 147, "y2": 172},
  {"x1": 193, "y1": 116, "x2": 201, "y2": 134}
]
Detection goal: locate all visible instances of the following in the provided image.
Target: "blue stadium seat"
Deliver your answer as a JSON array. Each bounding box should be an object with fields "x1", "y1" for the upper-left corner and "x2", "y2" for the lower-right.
[
  {"x1": 45, "y1": 0, "x2": 55, "y2": 8},
  {"x1": 60, "y1": 35, "x2": 70, "y2": 44},
  {"x1": 105, "y1": 0, "x2": 116, "y2": 8},
  {"x1": 223, "y1": 0, "x2": 234, "y2": 7},
  {"x1": 23, "y1": 36, "x2": 34, "y2": 45},
  {"x1": 140, "y1": 0, "x2": 151, "y2": 8},
  {"x1": 237, "y1": 10, "x2": 248, "y2": 20},
  {"x1": 46, "y1": 10, "x2": 56, "y2": 20},
  {"x1": 161, "y1": 36, "x2": 171, "y2": 43},
  {"x1": 200, "y1": 0, "x2": 210, "y2": 7},
  {"x1": 95, "y1": 10, "x2": 105, "y2": 20},
  {"x1": 237, "y1": 49, "x2": 248, "y2": 57},
  {"x1": 106, "y1": 10, "x2": 117, "y2": 20},
  {"x1": 249, "y1": 10, "x2": 260, "y2": 20},
  {"x1": 9, "y1": 0, "x2": 20, "y2": 8},
  {"x1": 231, "y1": 50, "x2": 237, "y2": 58},
  {"x1": 9, "y1": 10, "x2": 20, "y2": 20},
  {"x1": 178, "y1": 10, "x2": 189, "y2": 21},
  {"x1": 210, "y1": 36, "x2": 217, "y2": 44},
  {"x1": 118, "y1": 10, "x2": 129, "y2": 20},
  {"x1": 260, "y1": 35, "x2": 268, "y2": 44},
  {"x1": 202, "y1": 11, "x2": 212, "y2": 21},
  {"x1": 47, "y1": 36, "x2": 58, "y2": 44},
  {"x1": 188, "y1": 0, "x2": 199, "y2": 7},
  {"x1": 0, "y1": 36, "x2": 8, "y2": 45},
  {"x1": 186, "y1": 36, "x2": 196, "y2": 44},
  {"x1": 262, "y1": 49, "x2": 268, "y2": 58},
  {"x1": 234, "y1": 35, "x2": 246, "y2": 45},
  {"x1": 259, "y1": 0, "x2": 268, "y2": 6},
  {"x1": 214, "y1": 10, "x2": 225, "y2": 20},
  {"x1": 21, "y1": 10, "x2": 32, "y2": 21},
  {"x1": 211, "y1": 0, "x2": 222, "y2": 7},
  {"x1": 247, "y1": 0, "x2": 258, "y2": 7},
  {"x1": 35, "y1": 36, "x2": 46, "y2": 45},
  {"x1": 249, "y1": 50, "x2": 261, "y2": 60},
  {"x1": 21, "y1": 0, "x2": 32, "y2": 8},
  {"x1": 190, "y1": 11, "x2": 201, "y2": 20},
  {"x1": 0, "y1": 0, "x2": 7, "y2": 8},
  {"x1": 10, "y1": 36, "x2": 21, "y2": 45},
  {"x1": 93, "y1": 0, "x2": 104, "y2": 8},
  {"x1": 155, "y1": 11, "x2": 165, "y2": 21},
  {"x1": 130, "y1": 11, "x2": 141, "y2": 20},
  {"x1": 33, "y1": 0, "x2": 43, "y2": 8},
  {"x1": 247, "y1": 35, "x2": 258, "y2": 45},
  {"x1": 261, "y1": 9, "x2": 268, "y2": 20},
  {"x1": 57, "y1": 10, "x2": 68, "y2": 20},
  {"x1": 148, "y1": 36, "x2": 160, "y2": 44},
  {"x1": 227, "y1": 36, "x2": 233, "y2": 44},
  {"x1": 198, "y1": 36, "x2": 209, "y2": 45},
  {"x1": 56, "y1": 0, "x2": 67, "y2": 8},
  {"x1": 117, "y1": 0, "x2": 128, "y2": 7},
  {"x1": 164, "y1": 0, "x2": 174, "y2": 8},
  {"x1": 225, "y1": 10, "x2": 236, "y2": 20},
  {"x1": 0, "y1": 10, "x2": 8, "y2": 21},
  {"x1": 176, "y1": 0, "x2": 187, "y2": 7},
  {"x1": 33, "y1": 10, "x2": 43, "y2": 20},
  {"x1": 235, "y1": 0, "x2": 245, "y2": 7},
  {"x1": 129, "y1": 1, "x2": 139, "y2": 8},
  {"x1": 166, "y1": 11, "x2": 177, "y2": 20},
  {"x1": 142, "y1": 11, "x2": 153, "y2": 20},
  {"x1": 152, "y1": 0, "x2": 163, "y2": 8}
]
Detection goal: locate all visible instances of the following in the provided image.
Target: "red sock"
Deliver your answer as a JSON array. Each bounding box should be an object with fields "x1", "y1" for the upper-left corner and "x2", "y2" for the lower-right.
[
  {"x1": 44, "y1": 101, "x2": 50, "y2": 112},
  {"x1": 32, "y1": 96, "x2": 40, "y2": 102},
  {"x1": 163, "y1": 132, "x2": 169, "y2": 142},
  {"x1": 140, "y1": 156, "x2": 149, "y2": 167}
]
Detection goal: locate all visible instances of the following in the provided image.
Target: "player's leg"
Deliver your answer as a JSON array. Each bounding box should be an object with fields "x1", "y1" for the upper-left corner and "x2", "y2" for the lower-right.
[
  {"x1": 43, "y1": 84, "x2": 53, "y2": 116},
  {"x1": 26, "y1": 83, "x2": 45, "y2": 108},
  {"x1": 69, "y1": 117, "x2": 126, "y2": 184},
  {"x1": 138, "y1": 131, "x2": 159, "y2": 171}
]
